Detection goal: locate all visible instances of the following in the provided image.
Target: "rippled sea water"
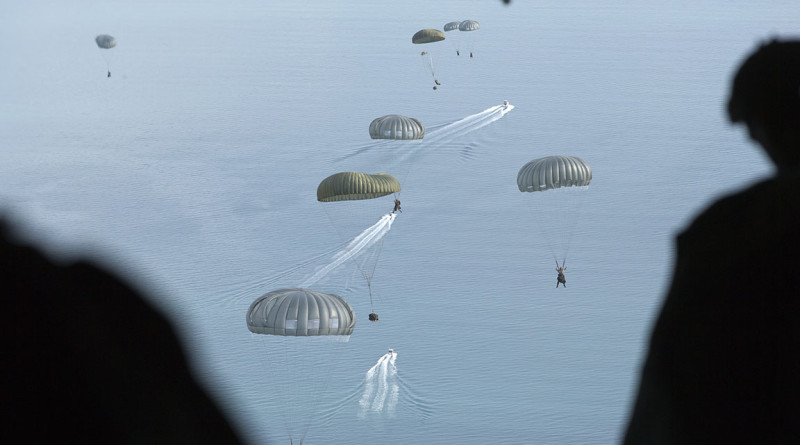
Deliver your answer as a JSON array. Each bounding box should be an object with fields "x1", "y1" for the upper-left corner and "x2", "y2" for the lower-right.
[{"x1": 2, "y1": 1, "x2": 798, "y2": 443}]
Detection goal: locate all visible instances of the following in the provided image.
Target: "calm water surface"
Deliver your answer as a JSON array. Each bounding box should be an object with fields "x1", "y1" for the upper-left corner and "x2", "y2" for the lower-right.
[{"x1": 2, "y1": 1, "x2": 798, "y2": 443}]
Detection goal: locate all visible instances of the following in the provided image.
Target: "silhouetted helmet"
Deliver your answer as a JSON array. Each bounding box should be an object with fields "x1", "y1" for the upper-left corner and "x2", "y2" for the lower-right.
[{"x1": 728, "y1": 39, "x2": 800, "y2": 124}]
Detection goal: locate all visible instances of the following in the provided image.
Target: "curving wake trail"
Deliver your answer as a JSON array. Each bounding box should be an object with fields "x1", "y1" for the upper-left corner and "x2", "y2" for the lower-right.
[
  {"x1": 298, "y1": 213, "x2": 396, "y2": 288},
  {"x1": 220, "y1": 102, "x2": 514, "y2": 308},
  {"x1": 337, "y1": 101, "x2": 515, "y2": 165},
  {"x1": 424, "y1": 103, "x2": 514, "y2": 143}
]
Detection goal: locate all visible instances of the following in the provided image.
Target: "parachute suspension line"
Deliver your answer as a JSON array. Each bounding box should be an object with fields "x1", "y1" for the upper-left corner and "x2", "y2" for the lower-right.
[
  {"x1": 352, "y1": 233, "x2": 389, "y2": 313},
  {"x1": 275, "y1": 339, "x2": 295, "y2": 445},
  {"x1": 560, "y1": 185, "x2": 589, "y2": 267},
  {"x1": 366, "y1": 278, "x2": 374, "y2": 312},
  {"x1": 297, "y1": 402, "x2": 314, "y2": 445},
  {"x1": 320, "y1": 204, "x2": 351, "y2": 250},
  {"x1": 296, "y1": 338, "x2": 343, "y2": 444},
  {"x1": 420, "y1": 52, "x2": 436, "y2": 82},
  {"x1": 318, "y1": 205, "x2": 392, "y2": 312},
  {"x1": 392, "y1": 145, "x2": 422, "y2": 189},
  {"x1": 349, "y1": 215, "x2": 390, "y2": 283},
  {"x1": 281, "y1": 336, "x2": 337, "y2": 445}
]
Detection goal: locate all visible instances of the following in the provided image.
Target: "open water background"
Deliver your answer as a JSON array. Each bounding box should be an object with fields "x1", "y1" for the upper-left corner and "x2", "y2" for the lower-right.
[{"x1": 2, "y1": 1, "x2": 799, "y2": 443}]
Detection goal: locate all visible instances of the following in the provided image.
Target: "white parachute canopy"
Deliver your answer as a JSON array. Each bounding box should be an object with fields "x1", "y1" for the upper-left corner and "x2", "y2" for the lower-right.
[
  {"x1": 95, "y1": 34, "x2": 117, "y2": 74},
  {"x1": 443, "y1": 21, "x2": 461, "y2": 32},
  {"x1": 246, "y1": 288, "x2": 355, "y2": 444},
  {"x1": 517, "y1": 155, "x2": 592, "y2": 192},
  {"x1": 458, "y1": 20, "x2": 480, "y2": 56},
  {"x1": 443, "y1": 21, "x2": 462, "y2": 55},
  {"x1": 517, "y1": 155, "x2": 592, "y2": 266},
  {"x1": 458, "y1": 20, "x2": 480, "y2": 32},
  {"x1": 95, "y1": 34, "x2": 116, "y2": 49}
]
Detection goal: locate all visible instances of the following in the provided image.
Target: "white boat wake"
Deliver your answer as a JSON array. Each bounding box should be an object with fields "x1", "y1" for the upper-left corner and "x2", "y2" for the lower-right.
[
  {"x1": 358, "y1": 350, "x2": 399, "y2": 418},
  {"x1": 424, "y1": 102, "x2": 514, "y2": 144},
  {"x1": 221, "y1": 102, "x2": 513, "y2": 308},
  {"x1": 298, "y1": 213, "x2": 396, "y2": 288},
  {"x1": 337, "y1": 101, "x2": 515, "y2": 165},
  {"x1": 315, "y1": 348, "x2": 436, "y2": 426}
]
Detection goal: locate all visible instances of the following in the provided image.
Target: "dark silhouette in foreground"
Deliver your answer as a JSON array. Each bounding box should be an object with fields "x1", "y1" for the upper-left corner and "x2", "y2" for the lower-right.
[
  {"x1": 0, "y1": 218, "x2": 243, "y2": 444},
  {"x1": 392, "y1": 198, "x2": 402, "y2": 214},
  {"x1": 623, "y1": 39, "x2": 800, "y2": 444}
]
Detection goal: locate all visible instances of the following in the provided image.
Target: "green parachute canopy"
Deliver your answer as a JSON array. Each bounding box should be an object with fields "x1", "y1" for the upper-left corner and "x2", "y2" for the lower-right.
[
  {"x1": 369, "y1": 115, "x2": 425, "y2": 140},
  {"x1": 317, "y1": 172, "x2": 401, "y2": 202},
  {"x1": 246, "y1": 288, "x2": 355, "y2": 336},
  {"x1": 517, "y1": 156, "x2": 592, "y2": 192},
  {"x1": 95, "y1": 34, "x2": 116, "y2": 49},
  {"x1": 458, "y1": 20, "x2": 480, "y2": 32},
  {"x1": 443, "y1": 21, "x2": 461, "y2": 32},
  {"x1": 412, "y1": 29, "x2": 446, "y2": 44}
]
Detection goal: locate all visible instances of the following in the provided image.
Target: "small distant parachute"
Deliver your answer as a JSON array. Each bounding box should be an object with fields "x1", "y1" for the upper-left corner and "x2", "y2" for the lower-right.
[
  {"x1": 412, "y1": 29, "x2": 446, "y2": 44},
  {"x1": 95, "y1": 34, "x2": 116, "y2": 76},
  {"x1": 443, "y1": 21, "x2": 462, "y2": 32},
  {"x1": 458, "y1": 20, "x2": 480, "y2": 32},
  {"x1": 95, "y1": 34, "x2": 116, "y2": 49},
  {"x1": 517, "y1": 156, "x2": 591, "y2": 268},
  {"x1": 444, "y1": 21, "x2": 462, "y2": 55},
  {"x1": 369, "y1": 115, "x2": 425, "y2": 140},
  {"x1": 458, "y1": 20, "x2": 480, "y2": 57},
  {"x1": 413, "y1": 29, "x2": 446, "y2": 85}
]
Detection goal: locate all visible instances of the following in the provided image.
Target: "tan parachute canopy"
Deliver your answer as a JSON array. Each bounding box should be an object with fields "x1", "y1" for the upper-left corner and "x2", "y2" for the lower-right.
[
  {"x1": 412, "y1": 29, "x2": 446, "y2": 44},
  {"x1": 517, "y1": 156, "x2": 592, "y2": 192},
  {"x1": 317, "y1": 172, "x2": 401, "y2": 202},
  {"x1": 369, "y1": 115, "x2": 425, "y2": 140}
]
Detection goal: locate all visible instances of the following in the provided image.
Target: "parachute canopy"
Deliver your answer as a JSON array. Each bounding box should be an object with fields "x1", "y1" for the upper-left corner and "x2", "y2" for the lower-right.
[
  {"x1": 458, "y1": 20, "x2": 480, "y2": 32},
  {"x1": 369, "y1": 115, "x2": 425, "y2": 140},
  {"x1": 95, "y1": 34, "x2": 116, "y2": 49},
  {"x1": 317, "y1": 172, "x2": 401, "y2": 202},
  {"x1": 443, "y1": 21, "x2": 461, "y2": 32},
  {"x1": 246, "y1": 288, "x2": 355, "y2": 336},
  {"x1": 412, "y1": 29, "x2": 446, "y2": 44},
  {"x1": 517, "y1": 156, "x2": 592, "y2": 192}
]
